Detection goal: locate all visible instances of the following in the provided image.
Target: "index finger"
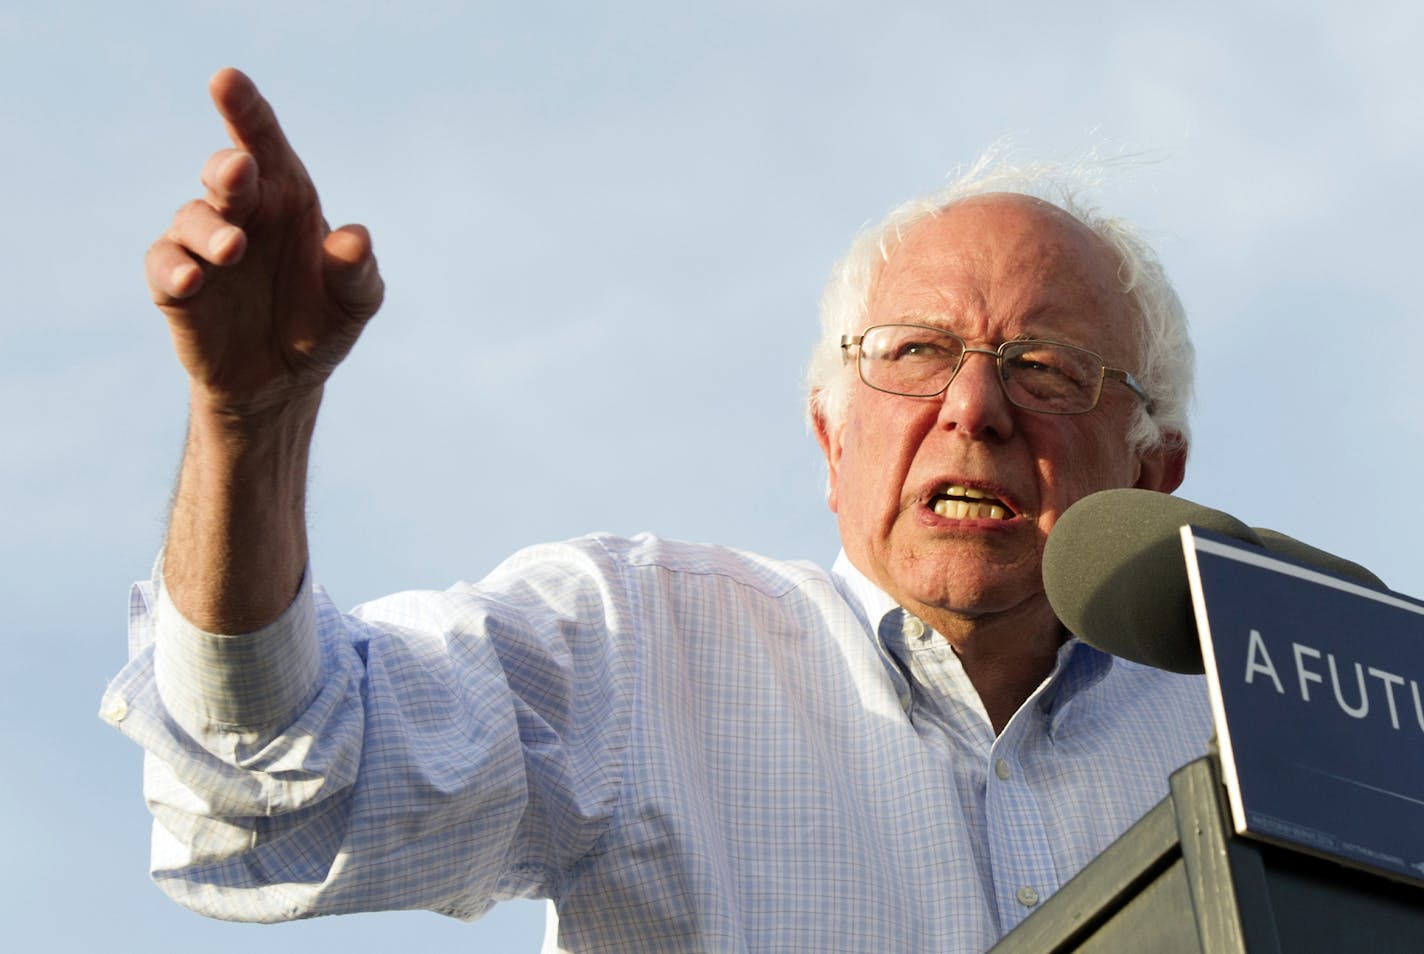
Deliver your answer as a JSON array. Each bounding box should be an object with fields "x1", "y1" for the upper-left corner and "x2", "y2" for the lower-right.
[{"x1": 207, "y1": 67, "x2": 307, "y2": 184}]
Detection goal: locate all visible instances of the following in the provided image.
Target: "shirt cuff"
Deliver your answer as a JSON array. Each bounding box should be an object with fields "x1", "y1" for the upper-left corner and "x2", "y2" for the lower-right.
[{"x1": 152, "y1": 558, "x2": 322, "y2": 734}]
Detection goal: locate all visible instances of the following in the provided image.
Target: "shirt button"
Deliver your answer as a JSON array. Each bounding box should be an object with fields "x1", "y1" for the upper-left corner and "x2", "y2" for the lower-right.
[
  {"x1": 1017, "y1": 885, "x2": 1040, "y2": 908},
  {"x1": 903, "y1": 616, "x2": 926, "y2": 639},
  {"x1": 994, "y1": 758, "x2": 1011, "y2": 781},
  {"x1": 100, "y1": 695, "x2": 129, "y2": 724}
]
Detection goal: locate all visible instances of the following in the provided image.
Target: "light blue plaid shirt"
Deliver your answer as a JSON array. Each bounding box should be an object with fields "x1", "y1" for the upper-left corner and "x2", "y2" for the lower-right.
[{"x1": 101, "y1": 533, "x2": 1211, "y2": 952}]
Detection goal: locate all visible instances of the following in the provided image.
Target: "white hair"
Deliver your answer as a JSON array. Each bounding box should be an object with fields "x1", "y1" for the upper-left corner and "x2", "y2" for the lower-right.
[{"x1": 806, "y1": 152, "x2": 1193, "y2": 456}]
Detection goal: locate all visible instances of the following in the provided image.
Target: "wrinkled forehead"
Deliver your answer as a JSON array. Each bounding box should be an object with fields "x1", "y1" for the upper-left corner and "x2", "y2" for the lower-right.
[{"x1": 869, "y1": 194, "x2": 1140, "y2": 359}]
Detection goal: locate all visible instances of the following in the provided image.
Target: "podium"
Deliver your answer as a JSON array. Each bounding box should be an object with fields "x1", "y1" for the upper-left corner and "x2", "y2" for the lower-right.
[
  {"x1": 987, "y1": 754, "x2": 1424, "y2": 953},
  {"x1": 1006, "y1": 516, "x2": 1424, "y2": 950}
]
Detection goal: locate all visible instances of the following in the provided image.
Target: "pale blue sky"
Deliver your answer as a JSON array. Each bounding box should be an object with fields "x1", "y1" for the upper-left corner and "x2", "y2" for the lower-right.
[{"x1": 4, "y1": 1, "x2": 1421, "y2": 950}]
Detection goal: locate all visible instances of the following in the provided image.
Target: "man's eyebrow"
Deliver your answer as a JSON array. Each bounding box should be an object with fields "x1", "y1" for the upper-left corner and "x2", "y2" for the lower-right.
[
  {"x1": 893, "y1": 318, "x2": 966, "y2": 336},
  {"x1": 884, "y1": 312, "x2": 1080, "y2": 344}
]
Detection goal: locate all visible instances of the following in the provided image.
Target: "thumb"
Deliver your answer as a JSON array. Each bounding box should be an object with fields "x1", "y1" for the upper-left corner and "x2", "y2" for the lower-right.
[{"x1": 323, "y1": 224, "x2": 385, "y2": 323}]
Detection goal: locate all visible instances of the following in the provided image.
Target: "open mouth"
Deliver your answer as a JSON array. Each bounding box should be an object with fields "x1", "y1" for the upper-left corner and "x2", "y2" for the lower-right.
[{"x1": 929, "y1": 485, "x2": 1015, "y2": 521}]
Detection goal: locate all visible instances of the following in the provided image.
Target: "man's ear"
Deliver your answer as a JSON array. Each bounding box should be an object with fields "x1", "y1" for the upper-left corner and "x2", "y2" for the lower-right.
[
  {"x1": 811, "y1": 398, "x2": 843, "y2": 513},
  {"x1": 1133, "y1": 432, "x2": 1188, "y2": 494}
]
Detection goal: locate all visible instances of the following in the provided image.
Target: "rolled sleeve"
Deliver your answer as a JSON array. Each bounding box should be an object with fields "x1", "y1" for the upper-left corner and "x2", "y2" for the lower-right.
[{"x1": 152, "y1": 568, "x2": 321, "y2": 738}]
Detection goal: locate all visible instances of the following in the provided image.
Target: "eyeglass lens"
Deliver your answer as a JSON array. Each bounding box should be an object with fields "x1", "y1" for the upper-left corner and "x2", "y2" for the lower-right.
[{"x1": 858, "y1": 325, "x2": 1106, "y2": 413}]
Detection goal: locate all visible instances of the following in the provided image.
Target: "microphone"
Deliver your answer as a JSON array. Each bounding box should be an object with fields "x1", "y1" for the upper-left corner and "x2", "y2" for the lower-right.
[{"x1": 1042, "y1": 489, "x2": 1386, "y2": 674}]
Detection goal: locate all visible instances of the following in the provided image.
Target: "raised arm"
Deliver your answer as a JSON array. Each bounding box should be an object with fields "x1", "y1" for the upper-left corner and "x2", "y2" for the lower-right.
[{"x1": 146, "y1": 68, "x2": 384, "y2": 633}]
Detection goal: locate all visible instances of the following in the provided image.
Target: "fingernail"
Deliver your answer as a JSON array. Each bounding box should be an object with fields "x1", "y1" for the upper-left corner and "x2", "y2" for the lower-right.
[
  {"x1": 171, "y1": 262, "x2": 201, "y2": 296},
  {"x1": 208, "y1": 226, "x2": 242, "y2": 259},
  {"x1": 221, "y1": 151, "x2": 253, "y2": 183}
]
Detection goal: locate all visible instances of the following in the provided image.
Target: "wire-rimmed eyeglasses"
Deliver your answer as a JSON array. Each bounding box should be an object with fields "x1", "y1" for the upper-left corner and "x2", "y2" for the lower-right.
[{"x1": 840, "y1": 323, "x2": 1154, "y2": 415}]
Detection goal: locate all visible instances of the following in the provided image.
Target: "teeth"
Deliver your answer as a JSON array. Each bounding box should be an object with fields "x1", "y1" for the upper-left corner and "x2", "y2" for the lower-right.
[
  {"x1": 933, "y1": 498, "x2": 1009, "y2": 520},
  {"x1": 947, "y1": 485, "x2": 986, "y2": 500}
]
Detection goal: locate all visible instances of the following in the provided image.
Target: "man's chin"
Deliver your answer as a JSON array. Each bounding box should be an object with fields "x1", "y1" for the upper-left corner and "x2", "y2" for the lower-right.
[{"x1": 890, "y1": 560, "x2": 1041, "y2": 620}]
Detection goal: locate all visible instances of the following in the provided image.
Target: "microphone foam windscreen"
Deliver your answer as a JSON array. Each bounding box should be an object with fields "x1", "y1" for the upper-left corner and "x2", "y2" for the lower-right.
[
  {"x1": 1042, "y1": 489, "x2": 1262, "y2": 673},
  {"x1": 1250, "y1": 527, "x2": 1386, "y2": 591}
]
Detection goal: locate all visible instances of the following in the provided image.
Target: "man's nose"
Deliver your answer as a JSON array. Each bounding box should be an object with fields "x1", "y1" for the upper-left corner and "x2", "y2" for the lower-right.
[{"x1": 938, "y1": 348, "x2": 1016, "y2": 439}]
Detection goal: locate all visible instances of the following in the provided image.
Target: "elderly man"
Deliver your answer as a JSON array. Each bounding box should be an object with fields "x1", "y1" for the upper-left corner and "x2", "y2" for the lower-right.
[{"x1": 103, "y1": 69, "x2": 1211, "y2": 952}]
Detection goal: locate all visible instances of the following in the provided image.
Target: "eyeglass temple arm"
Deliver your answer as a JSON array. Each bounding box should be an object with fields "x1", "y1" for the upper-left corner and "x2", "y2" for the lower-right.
[{"x1": 1104, "y1": 367, "x2": 1154, "y2": 412}]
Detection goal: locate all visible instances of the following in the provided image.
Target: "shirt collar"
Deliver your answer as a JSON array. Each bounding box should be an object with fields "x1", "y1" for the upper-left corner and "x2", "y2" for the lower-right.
[
  {"x1": 830, "y1": 550, "x2": 903, "y2": 633},
  {"x1": 829, "y1": 549, "x2": 1115, "y2": 726},
  {"x1": 830, "y1": 551, "x2": 915, "y2": 711}
]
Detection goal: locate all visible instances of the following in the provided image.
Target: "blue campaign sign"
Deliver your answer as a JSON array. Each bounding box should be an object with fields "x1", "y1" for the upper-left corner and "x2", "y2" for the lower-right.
[{"x1": 1183, "y1": 528, "x2": 1424, "y2": 885}]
